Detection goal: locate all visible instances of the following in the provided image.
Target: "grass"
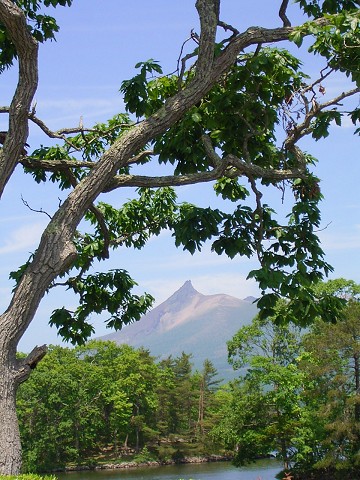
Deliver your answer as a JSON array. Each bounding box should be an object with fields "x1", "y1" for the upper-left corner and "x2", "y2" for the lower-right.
[{"x1": 0, "y1": 476, "x2": 56, "y2": 480}]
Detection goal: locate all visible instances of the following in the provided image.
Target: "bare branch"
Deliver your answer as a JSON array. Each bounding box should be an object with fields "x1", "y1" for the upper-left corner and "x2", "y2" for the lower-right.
[
  {"x1": 248, "y1": 175, "x2": 264, "y2": 261},
  {"x1": 218, "y1": 20, "x2": 239, "y2": 37},
  {"x1": 178, "y1": 49, "x2": 198, "y2": 89},
  {"x1": 103, "y1": 169, "x2": 226, "y2": 191},
  {"x1": 176, "y1": 32, "x2": 197, "y2": 88},
  {"x1": 317, "y1": 87, "x2": 360, "y2": 111},
  {"x1": 21, "y1": 157, "x2": 94, "y2": 171},
  {"x1": 20, "y1": 149, "x2": 155, "y2": 173},
  {"x1": 0, "y1": 107, "x2": 134, "y2": 152},
  {"x1": 125, "y1": 150, "x2": 154, "y2": 165},
  {"x1": 200, "y1": 133, "x2": 307, "y2": 183},
  {"x1": 21, "y1": 195, "x2": 52, "y2": 220},
  {"x1": 27, "y1": 112, "x2": 83, "y2": 150},
  {"x1": 227, "y1": 153, "x2": 307, "y2": 180},
  {"x1": 201, "y1": 134, "x2": 222, "y2": 168},
  {"x1": 284, "y1": 86, "x2": 360, "y2": 150},
  {"x1": 279, "y1": 0, "x2": 291, "y2": 27},
  {"x1": 301, "y1": 66, "x2": 334, "y2": 95},
  {"x1": 217, "y1": 20, "x2": 240, "y2": 48}
]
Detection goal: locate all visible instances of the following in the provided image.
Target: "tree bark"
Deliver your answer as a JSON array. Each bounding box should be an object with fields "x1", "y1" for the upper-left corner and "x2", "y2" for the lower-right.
[
  {"x1": 0, "y1": 340, "x2": 43, "y2": 473},
  {"x1": 352, "y1": 349, "x2": 360, "y2": 456},
  {"x1": 0, "y1": 334, "x2": 46, "y2": 473},
  {"x1": 0, "y1": 366, "x2": 22, "y2": 475},
  {"x1": 0, "y1": 0, "x2": 38, "y2": 197}
]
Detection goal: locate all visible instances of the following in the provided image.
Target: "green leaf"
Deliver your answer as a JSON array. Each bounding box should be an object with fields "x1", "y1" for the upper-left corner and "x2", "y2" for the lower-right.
[
  {"x1": 290, "y1": 30, "x2": 304, "y2": 47},
  {"x1": 191, "y1": 112, "x2": 202, "y2": 123}
]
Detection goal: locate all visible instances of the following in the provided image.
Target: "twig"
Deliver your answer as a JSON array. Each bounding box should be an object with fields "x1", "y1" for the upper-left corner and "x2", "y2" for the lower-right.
[
  {"x1": 177, "y1": 31, "x2": 199, "y2": 89},
  {"x1": 21, "y1": 195, "x2": 52, "y2": 219},
  {"x1": 284, "y1": 86, "x2": 360, "y2": 151},
  {"x1": 0, "y1": 107, "x2": 134, "y2": 151},
  {"x1": 218, "y1": 20, "x2": 239, "y2": 37}
]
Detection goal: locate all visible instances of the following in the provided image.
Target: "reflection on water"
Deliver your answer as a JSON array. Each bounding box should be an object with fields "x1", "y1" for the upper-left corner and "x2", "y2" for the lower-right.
[{"x1": 58, "y1": 459, "x2": 282, "y2": 480}]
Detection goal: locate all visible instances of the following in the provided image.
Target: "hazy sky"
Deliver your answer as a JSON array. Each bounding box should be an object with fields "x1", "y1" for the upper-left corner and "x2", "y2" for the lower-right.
[{"x1": 0, "y1": 1, "x2": 359, "y2": 351}]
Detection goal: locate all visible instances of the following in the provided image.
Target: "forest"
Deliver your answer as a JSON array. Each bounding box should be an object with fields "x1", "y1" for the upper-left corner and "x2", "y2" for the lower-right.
[{"x1": 17, "y1": 279, "x2": 360, "y2": 480}]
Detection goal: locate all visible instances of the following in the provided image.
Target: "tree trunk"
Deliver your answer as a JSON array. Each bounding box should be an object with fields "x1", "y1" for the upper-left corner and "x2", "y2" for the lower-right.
[
  {"x1": 113, "y1": 428, "x2": 118, "y2": 456},
  {"x1": 0, "y1": 338, "x2": 46, "y2": 474},
  {"x1": 0, "y1": 365, "x2": 22, "y2": 475},
  {"x1": 134, "y1": 404, "x2": 140, "y2": 453},
  {"x1": 197, "y1": 377, "x2": 205, "y2": 437},
  {"x1": 280, "y1": 435, "x2": 289, "y2": 471},
  {"x1": 354, "y1": 353, "x2": 360, "y2": 422}
]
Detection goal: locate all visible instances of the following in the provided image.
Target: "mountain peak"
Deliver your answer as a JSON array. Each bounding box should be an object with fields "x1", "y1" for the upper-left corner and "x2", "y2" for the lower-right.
[
  {"x1": 97, "y1": 280, "x2": 258, "y2": 381},
  {"x1": 165, "y1": 280, "x2": 201, "y2": 312},
  {"x1": 173, "y1": 280, "x2": 198, "y2": 297},
  {"x1": 183, "y1": 279, "x2": 195, "y2": 289},
  {"x1": 243, "y1": 295, "x2": 257, "y2": 303},
  {"x1": 97, "y1": 280, "x2": 259, "y2": 379}
]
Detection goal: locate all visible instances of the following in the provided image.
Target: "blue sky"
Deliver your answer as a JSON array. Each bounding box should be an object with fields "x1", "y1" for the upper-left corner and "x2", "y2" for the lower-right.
[{"x1": 0, "y1": 1, "x2": 359, "y2": 352}]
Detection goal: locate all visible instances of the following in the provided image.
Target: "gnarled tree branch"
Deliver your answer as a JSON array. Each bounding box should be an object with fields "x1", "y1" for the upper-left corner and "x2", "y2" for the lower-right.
[
  {"x1": 15, "y1": 345, "x2": 48, "y2": 383},
  {"x1": 0, "y1": 0, "x2": 38, "y2": 197}
]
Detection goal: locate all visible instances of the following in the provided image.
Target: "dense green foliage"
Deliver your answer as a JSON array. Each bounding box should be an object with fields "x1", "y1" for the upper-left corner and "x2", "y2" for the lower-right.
[
  {"x1": 16, "y1": 280, "x2": 360, "y2": 479},
  {"x1": 212, "y1": 279, "x2": 360, "y2": 479},
  {"x1": 17, "y1": 342, "x2": 223, "y2": 472}
]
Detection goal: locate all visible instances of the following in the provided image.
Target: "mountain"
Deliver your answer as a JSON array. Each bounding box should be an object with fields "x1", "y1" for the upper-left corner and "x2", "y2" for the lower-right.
[{"x1": 99, "y1": 280, "x2": 258, "y2": 380}]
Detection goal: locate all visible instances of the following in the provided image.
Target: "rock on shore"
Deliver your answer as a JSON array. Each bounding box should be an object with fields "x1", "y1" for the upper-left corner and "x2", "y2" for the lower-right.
[{"x1": 64, "y1": 455, "x2": 232, "y2": 472}]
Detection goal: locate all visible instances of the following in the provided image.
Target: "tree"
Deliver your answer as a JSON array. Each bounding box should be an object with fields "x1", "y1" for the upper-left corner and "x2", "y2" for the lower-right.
[
  {"x1": 114, "y1": 347, "x2": 159, "y2": 452},
  {"x1": 225, "y1": 310, "x2": 305, "y2": 469},
  {"x1": 299, "y1": 281, "x2": 360, "y2": 474},
  {"x1": 17, "y1": 345, "x2": 105, "y2": 472},
  {"x1": 76, "y1": 341, "x2": 134, "y2": 454},
  {"x1": 195, "y1": 359, "x2": 221, "y2": 440},
  {"x1": 17, "y1": 341, "x2": 163, "y2": 471},
  {"x1": 212, "y1": 281, "x2": 360, "y2": 478},
  {"x1": 168, "y1": 352, "x2": 197, "y2": 438},
  {"x1": 0, "y1": 0, "x2": 359, "y2": 473}
]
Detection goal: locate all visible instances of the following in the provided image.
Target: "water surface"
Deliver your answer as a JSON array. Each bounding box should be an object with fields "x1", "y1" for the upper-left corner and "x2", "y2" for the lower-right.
[{"x1": 58, "y1": 459, "x2": 282, "y2": 480}]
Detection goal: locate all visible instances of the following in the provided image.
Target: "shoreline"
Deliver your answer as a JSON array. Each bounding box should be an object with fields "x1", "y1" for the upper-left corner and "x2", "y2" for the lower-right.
[{"x1": 62, "y1": 455, "x2": 233, "y2": 473}]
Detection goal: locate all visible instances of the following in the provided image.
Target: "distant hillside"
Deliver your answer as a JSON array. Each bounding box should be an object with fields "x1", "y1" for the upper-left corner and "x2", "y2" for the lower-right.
[{"x1": 99, "y1": 280, "x2": 258, "y2": 380}]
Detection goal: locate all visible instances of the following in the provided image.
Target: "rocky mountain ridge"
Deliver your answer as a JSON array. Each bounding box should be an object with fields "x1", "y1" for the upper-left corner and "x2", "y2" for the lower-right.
[{"x1": 99, "y1": 280, "x2": 258, "y2": 379}]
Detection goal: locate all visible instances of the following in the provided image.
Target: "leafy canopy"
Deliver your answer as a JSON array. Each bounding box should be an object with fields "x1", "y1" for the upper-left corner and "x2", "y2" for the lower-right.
[{"x1": 5, "y1": 0, "x2": 360, "y2": 343}]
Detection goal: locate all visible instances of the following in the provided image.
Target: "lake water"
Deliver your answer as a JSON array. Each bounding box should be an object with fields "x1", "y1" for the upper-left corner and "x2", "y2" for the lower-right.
[{"x1": 58, "y1": 459, "x2": 282, "y2": 480}]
